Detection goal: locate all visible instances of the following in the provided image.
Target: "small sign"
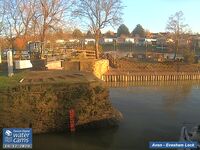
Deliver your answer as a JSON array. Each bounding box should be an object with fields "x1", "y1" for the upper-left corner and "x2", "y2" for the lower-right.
[
  {"x1": 149, "y1": 141, "x2": 198, "y2": 149},
  {"x1": 3, "y1": 128, "x2": 32, "y2": 149}
]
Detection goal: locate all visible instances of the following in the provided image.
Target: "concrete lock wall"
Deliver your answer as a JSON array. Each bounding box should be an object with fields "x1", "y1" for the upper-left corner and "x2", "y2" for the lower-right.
[
  {"x1": 79, "y1": 60, "x2": 95, "y2": 72},
  {"x1": 79, "y1": 59, "x2": 109, "y2": 79},
  {"x1": 62, "y1": 61, "x2": 80, "y2": 71},
  {"x1": 61, "y1": 59, "x2": 109, "y2": 79},
  {"x1": 46, "y1": 61, "x2": 63, "y2": 70},
  {"x1": 93, "y1": 59, "x2": 109, "y2": 79}
]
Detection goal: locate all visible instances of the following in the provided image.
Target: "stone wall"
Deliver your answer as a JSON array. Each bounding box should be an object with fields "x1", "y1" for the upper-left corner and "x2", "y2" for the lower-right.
[
  {"x1": 62, "y1": 61, "x2": 80, "y2": 71},
  {"x1": 62, "y1": 59, "x2": 109, "y2": 79},
  {"x1": 79, "y1": 60, "x2": 95, "y2": 72},
  {"x1": 93, "y1": 59, "x2": 109, "y2": 79},
  {"x1": 46, "y1": 60, "x2": 63, "y2": 70}
]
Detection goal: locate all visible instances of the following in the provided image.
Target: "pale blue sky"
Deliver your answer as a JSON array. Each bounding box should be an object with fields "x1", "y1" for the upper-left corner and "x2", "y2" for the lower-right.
[{"x1": 104, "y1": 0, "x2": 200, "y2": 33}]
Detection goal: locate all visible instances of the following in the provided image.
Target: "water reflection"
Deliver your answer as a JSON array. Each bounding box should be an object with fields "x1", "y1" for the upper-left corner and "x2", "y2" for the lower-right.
[
  {"x1": 33, "y1": 127, "x2": 119, "y2": 150},
  {"x1": 162, "y1": 85, "x2": 192, "y2": 116},
  {"x1": 1, "y1": 81, "x2": 200, "y2": 150},
  {"x1": 107, "y1": 81, "x2": 198, "y2": 116},
  {"x1": 108, "y1": 81, "x2": 200, "y2": 150},
  {"x1": 35, "y1": 81, "x2": 200, "y2": 150}
]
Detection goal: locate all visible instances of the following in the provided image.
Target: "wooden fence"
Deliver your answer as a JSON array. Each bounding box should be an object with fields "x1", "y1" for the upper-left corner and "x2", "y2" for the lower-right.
[
  {"x1": 102, "y1": 72, "x2": 200, "y2": 82},
  {"x1": 46, "y1": 49, "x2": 96, "y2": 61},
  {"x1": 76, "y1": 49, "x2": 96, "y2": 59},
  {"x1": 104, "y1": 80, "x2": 200, "y2": 88}
]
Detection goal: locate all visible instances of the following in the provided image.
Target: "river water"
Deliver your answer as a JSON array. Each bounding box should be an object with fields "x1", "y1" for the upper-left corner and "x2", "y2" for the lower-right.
[{"x1": 13, "y1": 81, "x2": 200, "y2": 149}]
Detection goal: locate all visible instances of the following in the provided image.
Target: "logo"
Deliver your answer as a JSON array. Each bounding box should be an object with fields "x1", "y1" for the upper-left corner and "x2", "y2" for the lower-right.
[
  {"x1": 5, "y1": 130, "x2": 12, "y2": 137},
  {"x1": 3, "y1": 128, "x2": 32, "y2": 149}
]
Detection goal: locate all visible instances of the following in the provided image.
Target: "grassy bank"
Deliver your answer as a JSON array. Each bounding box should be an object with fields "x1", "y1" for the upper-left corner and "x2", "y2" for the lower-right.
[
  {"x1": 0, "y1": 71, "x2": 27, "y2": 90},
  {"x1": 0, "y1": 71, "x2": 122, "y2": 133},
  {"x1": 0, "y1": 70, "x2": 94, "y2": 90}
]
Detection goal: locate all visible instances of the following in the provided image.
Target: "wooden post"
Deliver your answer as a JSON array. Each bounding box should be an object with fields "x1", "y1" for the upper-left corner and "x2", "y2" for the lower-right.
[
  {"x1": 101, "y1": 75, "x2": 105, "y2": 81},
  {"x1": 109, "y1": 75, "x2": 111, "y2": 82}
]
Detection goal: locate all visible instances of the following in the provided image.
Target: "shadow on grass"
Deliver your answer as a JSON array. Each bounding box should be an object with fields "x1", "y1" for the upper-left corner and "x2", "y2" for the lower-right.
[{"x1": 0, "y1": 71, "x2": 7, "y2": 77}]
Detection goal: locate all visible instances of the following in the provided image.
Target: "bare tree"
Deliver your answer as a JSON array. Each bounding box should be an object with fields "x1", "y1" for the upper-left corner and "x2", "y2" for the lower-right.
[
  {"x1": 19, "y1": 0, "x2": 36, "y2": 37},
  {"x1": 34, "y1": 0, "x2": 74, "y2": 56},
  {"x1": 2, "y1": 0, "x2": 36, "y2": 49},
  {"x1": 2, "y1": 0, "x2": 23, "y2": 48},
  {"x1": 166, "y1": 11, "x2": 189, "y2": 59},
  {"x1": 74, "y1": 0, "x2": 124, "y2": 59},
  {"x1": 0, "y1": 0, "x2": 74, "y2": 58},
  {"x1": 0, "y1": 0, "x2": 4, "y2": 34},
  {"x1": 0, "y1": 1, "x2": 4, "y2": 62}
]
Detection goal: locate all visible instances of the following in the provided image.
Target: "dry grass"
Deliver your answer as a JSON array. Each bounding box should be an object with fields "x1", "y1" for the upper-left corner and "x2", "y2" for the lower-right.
[{"x1": 111, "y1": 59, "x2": 200, "y2": 74}]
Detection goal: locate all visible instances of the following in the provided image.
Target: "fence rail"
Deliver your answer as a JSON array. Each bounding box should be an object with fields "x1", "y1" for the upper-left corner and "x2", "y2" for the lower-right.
[
  {"x1": 46, "y1": 49, "x2": 96, "y2": 61},
  {"x1": 76, "y1": 49, "x2": 96, "y2": 59}
]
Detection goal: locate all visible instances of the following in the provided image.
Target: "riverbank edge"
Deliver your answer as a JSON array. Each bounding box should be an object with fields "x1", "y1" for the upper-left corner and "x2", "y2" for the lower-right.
[
  {"x1": 102, "y1": 72, "x2": 200, "y2": 82},
  {"x1": 0, "y1": 79, "x2": 123, "y2": 134}
]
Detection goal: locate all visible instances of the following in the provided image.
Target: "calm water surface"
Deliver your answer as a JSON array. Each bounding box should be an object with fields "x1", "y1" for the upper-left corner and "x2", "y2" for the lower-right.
[{"x1": 28, "y1": 82, "x2": 200, "y2": 149}]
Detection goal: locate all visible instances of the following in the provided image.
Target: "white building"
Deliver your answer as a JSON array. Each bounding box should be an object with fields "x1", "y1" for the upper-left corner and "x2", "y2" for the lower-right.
[
  {"x1": 84, "y1": 38, "x2": 95, "y2": 44},
  {"x1": 68, "y1": 39, "x2": 79, "y2": 43},
  {"x1": 56, "y1": 39, "x2": 65, "y2": 44},
  {"x1": 138, "y1": 38, "x2": 157, "y2": 46},
  {"x1": 103, "y1": 38, "x2": 114, "y2": 43},
  {"x1": 125, "y1": 38, "x2": 135, "y2": 43}
]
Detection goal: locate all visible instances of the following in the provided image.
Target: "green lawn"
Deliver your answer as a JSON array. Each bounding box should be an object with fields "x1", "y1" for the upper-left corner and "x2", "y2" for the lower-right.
[
  {"x1": 0, "y1": 70, "x2": 100, "y2": 90},
  {"x1": 0, "y1": 71, "x2": 26, "y2": 90}
]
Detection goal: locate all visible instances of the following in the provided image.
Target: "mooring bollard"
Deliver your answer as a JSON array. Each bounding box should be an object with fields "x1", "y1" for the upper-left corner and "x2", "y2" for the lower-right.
[{"x1": 7, "y1": 50, "x2": 14, "y2": 77}]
